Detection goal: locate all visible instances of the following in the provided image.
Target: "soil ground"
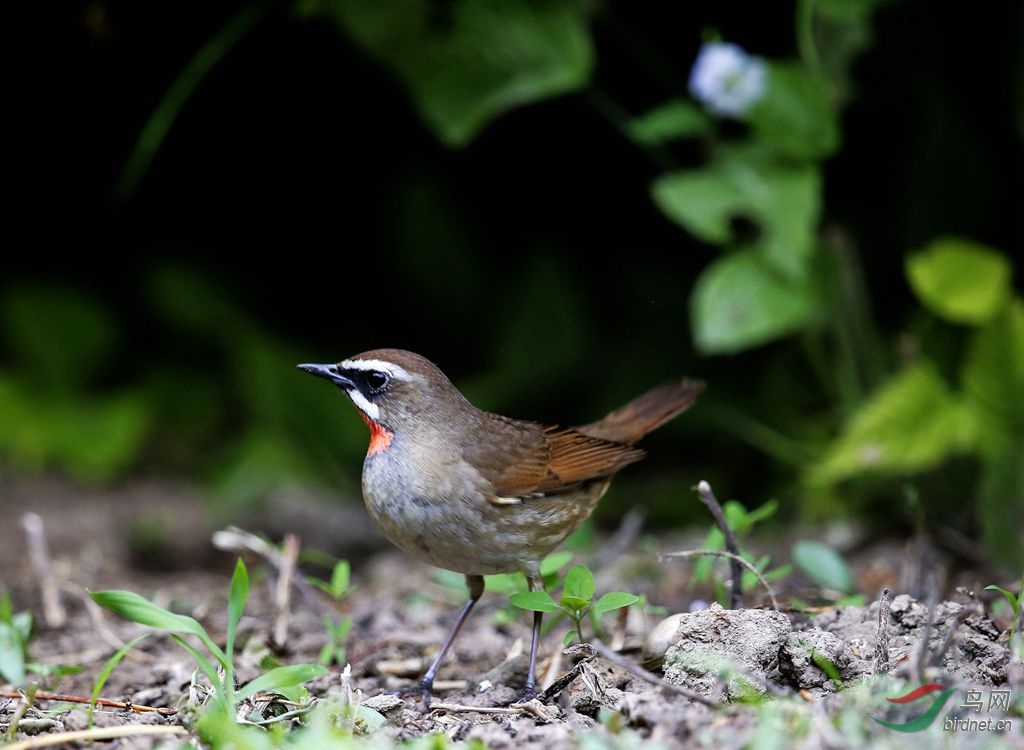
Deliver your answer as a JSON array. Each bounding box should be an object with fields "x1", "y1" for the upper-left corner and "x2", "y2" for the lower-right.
[{"x1": 1, "y1": 476, "x2": 1020, "y2": 748}]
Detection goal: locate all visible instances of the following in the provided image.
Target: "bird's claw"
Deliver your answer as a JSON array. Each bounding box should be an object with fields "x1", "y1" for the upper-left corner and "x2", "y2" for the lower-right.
[{"x1": 386, "y1": 682, "x2": 434, "y2": 711}]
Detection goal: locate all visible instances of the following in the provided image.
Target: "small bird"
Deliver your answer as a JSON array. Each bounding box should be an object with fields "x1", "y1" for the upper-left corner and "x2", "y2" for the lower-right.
[{"x1": 299, "y1": 349, "x2": 703, "y2": 704}]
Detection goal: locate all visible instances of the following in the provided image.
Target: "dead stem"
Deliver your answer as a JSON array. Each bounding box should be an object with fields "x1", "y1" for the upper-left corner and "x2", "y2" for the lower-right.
[
  {"x1": 873, "y1": 588, "x2": 891, "y2": 675},
  {"x1": 0, "y1": 689, "x2": 177, "y2": 716},
  {"x1": 273, "y1": 533, "x2": 301, "y2": 648},
  {"x1": 5, "y1": 724, "x2": 187, "y2": 750},
  {"x1": 695, "y1": 481, "x2": 743, "y2": 608},
  {"x1": 21, "y1": 513, "x2": 65, "y2": 628}
]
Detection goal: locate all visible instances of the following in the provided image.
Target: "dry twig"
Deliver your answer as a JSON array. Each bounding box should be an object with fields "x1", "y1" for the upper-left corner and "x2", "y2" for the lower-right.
[
  {"x1": 21, "y1": 513, "x2": 65, "y2": 628},
  {"x1": 0, "y1": 689, "x2": 177, "y2": 716},
  {"x1": 659, "y1": 549, "x2": 779, "y2": 610},
  {"x1": 930, "y1": 600, "x2": 982, "y2": 668},
  {"x1": 695, "y1": 481, "x2": 743, "y2": 608},
  {"x1": 539, "y1": 644, "x2": 597, "y2": 701},
  {"x1": 273, "y1": 533, "x2": 301, "y2": 647},
  {"x1": 589, "y1": 639, "x2": 718, "y2": 708},
  {"x1": 909, "y1": 582, "x2": 940, "y2": 684},
  {"x1": 5, "y1": 724, "x2": 186, "y2": 750},
  {"x1": 873, "y1": 588, "x2": 891, "y2": 675}
]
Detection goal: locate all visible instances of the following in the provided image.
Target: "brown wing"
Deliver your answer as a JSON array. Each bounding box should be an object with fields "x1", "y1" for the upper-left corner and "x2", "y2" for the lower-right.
[{"x1": 465, "y1": 414, "x2": 645, "y2": 498}]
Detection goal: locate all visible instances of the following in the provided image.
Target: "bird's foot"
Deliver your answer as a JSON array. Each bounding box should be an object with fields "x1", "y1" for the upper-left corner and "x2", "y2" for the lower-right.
[
  {"x1": 513, "y1": 684, "x2": 538, "y2": 705},
  {"x1": 386, "y1": 680, "x2": 435, "y2": 711}
]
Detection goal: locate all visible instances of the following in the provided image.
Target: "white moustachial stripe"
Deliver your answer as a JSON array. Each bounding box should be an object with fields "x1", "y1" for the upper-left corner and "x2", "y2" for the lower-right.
[{"x1": 346, "y1": 389, "x2": 380, "y2": 421}]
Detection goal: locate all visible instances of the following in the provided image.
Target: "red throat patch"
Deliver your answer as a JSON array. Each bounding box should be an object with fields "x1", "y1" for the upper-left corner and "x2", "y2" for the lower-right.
[{"x1": 358, "y1": 410, "x2": 393, "y2": 456}]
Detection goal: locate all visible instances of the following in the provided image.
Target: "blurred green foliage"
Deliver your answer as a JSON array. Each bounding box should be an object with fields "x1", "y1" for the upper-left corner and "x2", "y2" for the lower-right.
[
  {"x1": 0, "y1": 286, "x2": 151, "y2": 482},
  {"x1": 3, "y1": 0, "x2": 1021, "y2": 570},
  {"x1": 301, "y1": 0, "x2": 595, "y2": 147}
]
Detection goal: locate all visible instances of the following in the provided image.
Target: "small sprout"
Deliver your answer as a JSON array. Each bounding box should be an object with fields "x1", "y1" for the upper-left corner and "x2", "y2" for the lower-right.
[
  {"x1": 986, "y1": 575, "x2": 1024, "y2": 643},
  {"x1": 792, "y1": 540, "x2": 855, "y2": 595},
  {"x1": 307, "y1": 559, "x2": 353, "y2": 601},
  {"x1": 91, "y1": 558, "x2": 327, "y2": 723},
  {"x1": 510, "y1": 565, "x2": 639, "y2": 646},
  {"x1": 307, "y1": 558, "x2": 356, "y2": 667},
  {"x1": 0, "y1": 593, "x2": 32, "y2": 686}
]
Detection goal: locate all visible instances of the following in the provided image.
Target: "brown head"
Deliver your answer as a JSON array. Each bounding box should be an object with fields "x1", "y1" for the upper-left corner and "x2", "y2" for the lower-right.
[{"x1": 298, "y1": 349, "x2": 474, "y2": 451}]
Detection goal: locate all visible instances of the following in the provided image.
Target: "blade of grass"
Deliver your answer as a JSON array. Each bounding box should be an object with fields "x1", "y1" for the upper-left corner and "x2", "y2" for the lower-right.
[
  {"x1": 235, "y1": 664, "x2": 328, "y2": 702},
  {"x1": 114, "y1": 1, "x2": 271, "y2": 199},
  {"x1": 88, "y1": 634, "x2": 151, "y2": 728},
  {"x1": 91, "y1": 590, "x2": 228, "y2": 667},
  {"x1": 170, "y1": 635, "x2": 229, "y2": 712}
]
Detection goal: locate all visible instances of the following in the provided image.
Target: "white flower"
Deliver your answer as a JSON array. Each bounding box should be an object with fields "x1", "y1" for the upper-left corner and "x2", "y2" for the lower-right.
[{"x1": 688, "y1": 42, "x2": 767, "y2": 118}]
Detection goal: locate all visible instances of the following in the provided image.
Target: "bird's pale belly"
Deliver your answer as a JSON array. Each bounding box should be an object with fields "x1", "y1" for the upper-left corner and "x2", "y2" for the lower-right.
[{"x1": 361, "y1": 455, "x2": 607, "y2": 578}]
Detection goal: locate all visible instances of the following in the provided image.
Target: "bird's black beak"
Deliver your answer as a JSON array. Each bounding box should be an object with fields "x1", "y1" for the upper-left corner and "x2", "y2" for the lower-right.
[{"x1": 297, "y1": 363, "x2": 355, "y2": 388}]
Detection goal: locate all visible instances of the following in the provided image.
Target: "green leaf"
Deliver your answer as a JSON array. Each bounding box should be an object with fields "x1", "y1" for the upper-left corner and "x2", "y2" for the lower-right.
[
  {"x1": 90, "y1": 590, "x2": 227, "y2": 665},
  {"x1": 315, "y1": 0, "x2": 594, "y2": 147},
  {"x1": 591, "y1": 592, "x2": 641, "y2": 613},
  {"x1": 0, "y1": 623, "x2": 26, "y2": 686},
  {"x1": 483, "y1": 572, "x2": 527, "y2": 595},
  {"x1": 961, "y1": 300, "x2": 1024, "y2": 453},
  {"x1": 329, "y1": 560, "x2": 351, "y2": 597},
  {"x1": 905, "y1": 237, "x2": 1013, "y2": 325},
  {"x1": 985, "y1": 585, "x2": 1021, "y2": 615},
  {"x1": 959, "y1": 300, "x2": 1024, "y2": 567},
  {"x1": 653, "y1": 169, "x2": 741, "y2": 245},
  {"x1": 628, "y1": 100, "x2": 712, "y2": 144},
  {"x1": 724, "y1": 498, "x2": 779, "y2": 532},
  {"x1": 226, "y1": 559, "x2": 249, "y2": 664},
  {"x1": 652, "y1": 146, "x2": 822, "y2": 277},
  {"x1": 562, "y1": 629, "x2": 579, "y2": 646},
  {"x1": 690, "y1": 249, "x2": 818, "y2": 354},
  {"x1": 791, "y1": 540, "x2": 855, "y2": 593},
  {"x1": 748, "y1": 62, "x2": 839, "y2": 160},
  {"x1": 563, "y1": 565, "x2": 595, "y2": 601},
  {"x1": 809, "y1": 361, "x2": 975, "y2": 485},
  {"x1": 808, "y1": 0, "x2": 892, "y2": 105},
  {"x1": 509, "y1": 591, "x2": 559, "y2": 612},
  {"x1": 235, "y1": 664, "x2": 329, "y2": 702},
  {"x1": 91, "y1": 590, "x2": 206, "y2": 634},
  {"x1": 540, "y1": 551, "x2": 574, "y2": 578},
  {"x1": 169, "y1": 634, "x2": 229, "y2": 708},
  {"x1": 560, "y1": 595, "x2": 591, "y2": 613},
  {"x1": 976, "y1": 441, "x2": 1024, "y2": 570}
]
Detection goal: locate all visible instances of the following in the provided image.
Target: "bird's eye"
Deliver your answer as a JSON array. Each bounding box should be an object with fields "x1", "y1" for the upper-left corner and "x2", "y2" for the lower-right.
[{"x1": 365, "y1": 370, "x2": 390, "y2": 393}]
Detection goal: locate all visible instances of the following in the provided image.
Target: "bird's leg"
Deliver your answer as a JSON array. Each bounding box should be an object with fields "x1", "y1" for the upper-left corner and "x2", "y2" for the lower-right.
[
  {"x1": 393, "y1": 574, "x2": 484, "y2": 709},
  {"x1": 516, "y1": 574, "x2": 543, "y2": 703}
]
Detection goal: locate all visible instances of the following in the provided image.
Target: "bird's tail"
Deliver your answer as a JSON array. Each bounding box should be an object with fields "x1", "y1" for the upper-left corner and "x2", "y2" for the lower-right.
[{"x1": 575, "y1": 379, "x2": 705, "y2": 445}]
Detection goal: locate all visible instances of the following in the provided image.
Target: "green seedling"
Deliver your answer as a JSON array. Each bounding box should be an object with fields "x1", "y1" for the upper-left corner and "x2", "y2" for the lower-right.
[
  {"x1": 307, "y1": 559, "x2": 354, "y2": 601},
  {"x1": 0, "y1": 592, "x2": 33, "y2": 687},
  {"x1": 307, "y1": 559, "x2": 356, "y2": 667},
  {"x1": 791, "y1": 539, "x2": 860, "y2": 601},
  {"x1": 510, "y1": 564, "x2": 639, "y2": 646},
  {"x1": 986, "y1": 575, "x2": 1024, "y2": 644},
  {"x1": 91, "y1": 559, "x2": 327, "y2": 722},
  {"x1": 693, "y1": 499, "x2": 793, "y2": 605},
  {"x1": 0, "y1": 594, "x2": 79, "y2": 692}
]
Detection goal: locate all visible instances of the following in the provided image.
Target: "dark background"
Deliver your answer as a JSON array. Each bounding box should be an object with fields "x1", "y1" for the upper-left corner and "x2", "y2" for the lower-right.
[{"x1": 8, "y1": 1, "x2": 1023, "y2": 544}]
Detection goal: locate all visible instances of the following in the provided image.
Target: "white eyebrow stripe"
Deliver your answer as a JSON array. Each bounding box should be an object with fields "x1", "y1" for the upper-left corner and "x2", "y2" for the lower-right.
[{"x1": 340, "y1": 358, "x2": 417, "y2": 382}]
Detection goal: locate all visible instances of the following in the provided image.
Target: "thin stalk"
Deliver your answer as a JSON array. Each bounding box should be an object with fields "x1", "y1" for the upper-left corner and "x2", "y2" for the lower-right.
[{"x1": 115, "y1": 1, "x2": 272, "y2": 199}]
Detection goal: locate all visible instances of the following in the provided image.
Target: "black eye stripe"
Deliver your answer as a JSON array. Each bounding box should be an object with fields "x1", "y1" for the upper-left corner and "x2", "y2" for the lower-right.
[{"x1": 337, "y1": 366, "x2": 392, "y2": 397}]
